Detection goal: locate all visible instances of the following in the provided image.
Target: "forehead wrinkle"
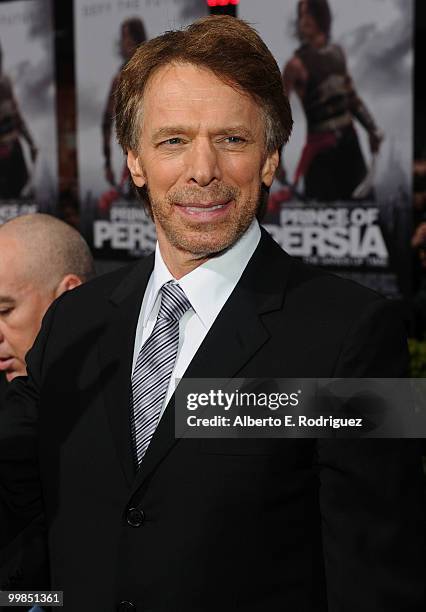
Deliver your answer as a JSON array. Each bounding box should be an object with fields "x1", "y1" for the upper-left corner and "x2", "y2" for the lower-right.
[
  {"x1": 162, "y1": 92, "x2": 234, "y2": 106},
  {"x1": 151, "y1": 92, "x2": 247, "y2": 114},
  {"x1": 159, "y1": 84, "x2": 229, "y2": 97},
  {"x1": 146, "y1": 64, "x2": 252, "y2": 109},
  {"x1": 152, "y1": 124, "x2": 255, "y2": 138}
]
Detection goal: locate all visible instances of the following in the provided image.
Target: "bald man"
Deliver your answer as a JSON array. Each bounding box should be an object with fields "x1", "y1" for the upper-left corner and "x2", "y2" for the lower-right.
[
  {"x1": 0, "y1": 213, "x2": 95, "y2": 383},
  {"x1": 0, "y1": 214, "x2": 94, "y2": 605}
]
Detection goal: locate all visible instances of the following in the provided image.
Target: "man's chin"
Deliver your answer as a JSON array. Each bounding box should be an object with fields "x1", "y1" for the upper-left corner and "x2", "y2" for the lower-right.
[
  {"x1": 167, "y1": 219, "x2": 253, "y2": 257},
  {"x1": 5, "y1": 369, "x2": 26, "y2": 383},
  {"x1": 172, "y1": 235, "x2": 237, "y2": 259}
]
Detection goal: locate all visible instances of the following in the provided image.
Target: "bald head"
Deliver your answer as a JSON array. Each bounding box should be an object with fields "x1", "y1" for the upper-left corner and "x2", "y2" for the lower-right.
[
  {"x1": 0, "y1": 213, "x2": 95, "y2": 289},
  {"x1": 0, "y1": 214, "x2": 95, "y2": 381}
]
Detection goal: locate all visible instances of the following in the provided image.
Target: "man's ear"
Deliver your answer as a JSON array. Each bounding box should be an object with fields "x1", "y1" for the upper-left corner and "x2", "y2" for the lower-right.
[
  {"x1": 127, "y1": 149, "x2": 146, "y2": 188},
  {"x1": 261, "y1": 149, "x2": 280, "y2": 187},
  {"x1": 54, "y1": 274, "x2": 83, "y2": 299}
]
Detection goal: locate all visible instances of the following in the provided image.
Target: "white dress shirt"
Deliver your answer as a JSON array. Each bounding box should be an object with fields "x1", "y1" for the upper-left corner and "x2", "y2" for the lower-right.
[{"x1": 132, "y1": 219, "x2": 261, "y2": 415}]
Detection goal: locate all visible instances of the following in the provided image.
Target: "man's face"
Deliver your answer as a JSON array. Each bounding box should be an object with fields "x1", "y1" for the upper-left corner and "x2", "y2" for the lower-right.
[
  {"x1": 0, "y1": 237, "x2": 55, "y2": 381},
  {"x1": 127, "y1": 63, "x2": 278, "y2": 261},
  {"x1": 120, "y1": 24, "x2": 138, "y2": 62},
  {"x1": 298, "y1": 1, "x2": 319, "y2": 40}
]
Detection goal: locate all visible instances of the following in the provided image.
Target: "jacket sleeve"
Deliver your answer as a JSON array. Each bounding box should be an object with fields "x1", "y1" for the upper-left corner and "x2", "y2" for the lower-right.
[
  {"x1": 0, "y1": 299, "x2": 59, "y2": 549},
  {"x1": 317, "y1": 298, "x2": 426, "y2": 611}
]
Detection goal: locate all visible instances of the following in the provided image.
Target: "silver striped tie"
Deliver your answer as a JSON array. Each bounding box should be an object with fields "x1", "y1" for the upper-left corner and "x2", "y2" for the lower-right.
[{"x1": 131, "y1": 281, "x2": 191, "y2": 466}]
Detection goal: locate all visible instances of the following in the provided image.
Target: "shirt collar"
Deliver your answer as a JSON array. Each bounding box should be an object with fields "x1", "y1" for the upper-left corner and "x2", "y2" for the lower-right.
[{"x1": 143, "y1": 219, "x2": 261, "y2": 329}]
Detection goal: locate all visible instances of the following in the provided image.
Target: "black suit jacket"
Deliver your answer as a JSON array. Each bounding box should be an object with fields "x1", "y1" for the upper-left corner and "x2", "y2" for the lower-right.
[
  {"x1": 1, "y1": 229, "x2": 425, "y2": 611},
  {"x1": 0, "y1": 374, "x2": 7, "y2": 408},
  {"x1": 0, "y1": 374, "x2": 49, "y2": 610}
]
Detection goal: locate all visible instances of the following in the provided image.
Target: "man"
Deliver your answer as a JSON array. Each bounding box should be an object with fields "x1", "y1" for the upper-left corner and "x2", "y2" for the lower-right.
[
  {"x1": 0, "y1": 213, "x2": 95, "y2": 384},
  {"x1": 102, "y1": 17, "x2": 147, "y2": 188},
  {"x1": 0, "y1": 213, "x2": 95, "y2": 609},
  {"x1": 99, "y1": 17, "x2": 148, "y2": 215},
  {"x1": 282, "y1": 0, "x2": 383, "y2": 201},
  {"x1": 1, "y1": 16, "x2": 424, "y2": 611},
  {"x1": 0, "y1": 41, "x2": 38, "y2": 199}
]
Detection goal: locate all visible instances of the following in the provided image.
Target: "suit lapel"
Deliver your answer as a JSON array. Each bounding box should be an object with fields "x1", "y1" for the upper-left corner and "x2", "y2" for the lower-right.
[
  {"x1": 98, "y1": 255, "x2": 154, "y2": 487},
  {"x1": 131, "y1": 230, "x2": 292, "y2": 495}
]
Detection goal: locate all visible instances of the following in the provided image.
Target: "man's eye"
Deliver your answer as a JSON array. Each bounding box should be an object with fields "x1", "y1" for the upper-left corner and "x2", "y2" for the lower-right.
[
  {"x1": 225, "y1": 136, "x2": 245, "y2": 144},
  {"x1": 0, "y1": 308, "x2": 12, "y2": 316},
  {"x1": 161, "y1": 137, "x2": 183, "y2": 145}
]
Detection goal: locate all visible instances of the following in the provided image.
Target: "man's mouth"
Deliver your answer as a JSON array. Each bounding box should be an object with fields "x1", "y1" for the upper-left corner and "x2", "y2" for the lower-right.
[
  {"x1": 184, "y1": 203, "x2": 227, "y2": 212},
  {"x1": 175, "y1": 200, "x2": 232, "y2": 219},
  {"x1": 0, "y1": 356, "x2": 14, "y2": 372}
]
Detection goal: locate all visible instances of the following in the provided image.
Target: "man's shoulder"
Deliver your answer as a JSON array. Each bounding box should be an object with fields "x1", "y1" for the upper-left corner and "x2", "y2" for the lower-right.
[
  {"x1": 56, "y1": 255, "x2": 153, "y2": 311},
  {"x1": 289, "y1": 254, "x2": 382, "y2": 305},
  {"x1": 261, "y1": 233, "x2": 407, "y2": 375},
  {"x1": 261, "y1": 229, "x2": 387, "y2": 315},
  {"x1": 37, "y1": 255, "x2": 154, "y2": 345}
]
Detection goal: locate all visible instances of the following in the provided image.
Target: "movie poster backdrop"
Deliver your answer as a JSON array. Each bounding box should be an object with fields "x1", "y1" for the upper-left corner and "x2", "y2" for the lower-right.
[
  {"x1": 75, "y1": 0, "x2": 208, "y2": 259},
  {"x1": 0, "y1": 0, "x2": 57, "y2": 226},
  {"x1": 239, "y1": 0, "x2": 414, "y2": 297}
]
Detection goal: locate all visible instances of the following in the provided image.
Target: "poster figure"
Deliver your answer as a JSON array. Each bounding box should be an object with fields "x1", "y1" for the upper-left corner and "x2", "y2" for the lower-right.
[
  {"x1": 102, "y1": 18, "x2": 147, "y2": 189},
  {"x1": 0, "y1": 40, "x2": 38, "y2": 199},
  {"x1": 98, "y1": 17, "x2": 148, "y2": 217},
  {"x1": 0, "y1": 0, "x2": 57, "y2": 225},
  {"x1": 281, "y1": 0, "x2": 383, "y2": 202},
  {"x1": 75, "y1": 0, "x2": 208, "y2": 259},
  {"x1": 239, "y1": 0, "x2": 413, "y2": 297}
]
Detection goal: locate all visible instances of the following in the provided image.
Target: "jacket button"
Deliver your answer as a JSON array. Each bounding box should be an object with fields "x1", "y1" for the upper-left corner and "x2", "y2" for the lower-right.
[
  {"x1": 126, "y1": 507, "x2": 145, "y2": 527},
  {"x1": 118, "y1": 601, "x2": 136, "y2": 611}
]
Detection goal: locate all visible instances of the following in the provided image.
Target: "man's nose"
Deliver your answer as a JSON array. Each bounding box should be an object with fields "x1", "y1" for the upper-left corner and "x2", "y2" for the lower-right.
[{"x1": 184, "y1": 138, "x2": 221, "y2": 187}]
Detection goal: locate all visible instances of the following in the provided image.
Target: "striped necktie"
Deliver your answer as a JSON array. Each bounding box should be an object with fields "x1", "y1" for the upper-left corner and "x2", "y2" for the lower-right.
[{"x1": 131, "y1": 281, "x2": 191, "y2": 466}]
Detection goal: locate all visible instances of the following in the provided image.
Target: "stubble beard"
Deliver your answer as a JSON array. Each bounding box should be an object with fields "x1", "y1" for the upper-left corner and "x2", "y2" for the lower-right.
[{"x1": 147, "y1": 182, "x2": 261, "y2": 258}]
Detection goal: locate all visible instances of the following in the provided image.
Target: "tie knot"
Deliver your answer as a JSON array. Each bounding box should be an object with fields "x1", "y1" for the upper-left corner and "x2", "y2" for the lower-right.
[{"x1": 158, "y1": 281, "x2": 192, "y2": 321}]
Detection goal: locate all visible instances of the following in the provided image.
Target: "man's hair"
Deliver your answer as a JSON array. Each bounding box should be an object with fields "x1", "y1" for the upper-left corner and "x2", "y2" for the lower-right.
[
  {"x1": 115, "y1": 15, "x2": 293, "y2": 156},
  {"x1": 0, "y1": 213, "x2": 95, "y2": 286},
  {"x1": 298, "y1": 0, "x2": 332, "y2": 39},
  {"x1": 122, "y1": 17, "x2": 147, "y2": 46}
]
